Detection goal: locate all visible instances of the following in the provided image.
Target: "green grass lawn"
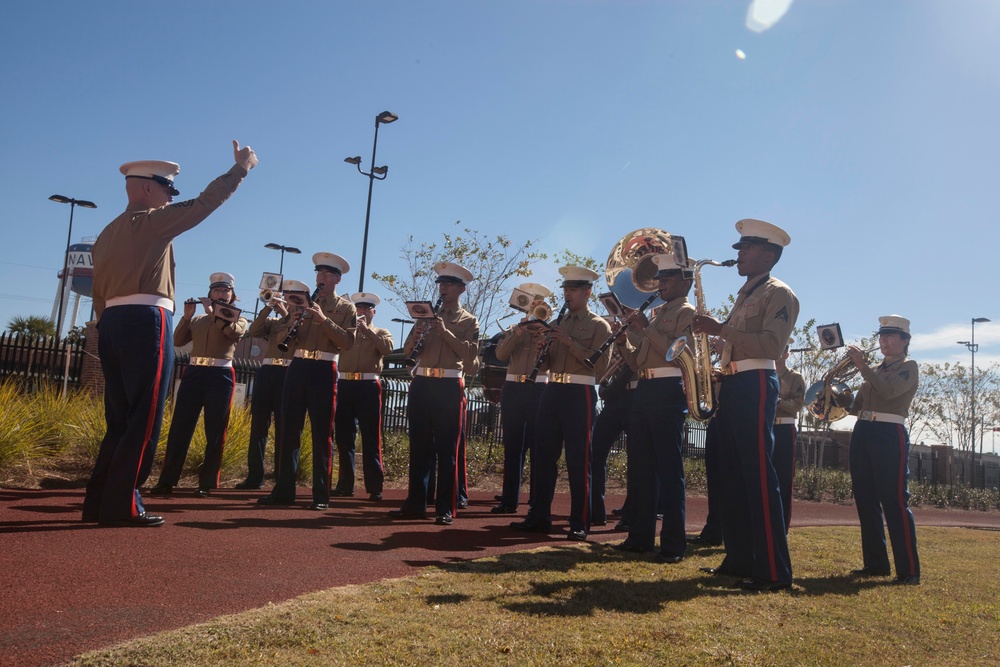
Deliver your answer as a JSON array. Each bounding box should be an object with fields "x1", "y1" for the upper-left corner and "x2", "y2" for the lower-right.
[{"x1": 68, "y1": 526, "x2": 1000, "y2": 666}]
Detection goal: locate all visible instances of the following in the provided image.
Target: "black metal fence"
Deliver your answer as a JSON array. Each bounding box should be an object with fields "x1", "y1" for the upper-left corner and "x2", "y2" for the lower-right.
[{"x1": 0, "y1": 332, "x2": 85, "y2": 388}]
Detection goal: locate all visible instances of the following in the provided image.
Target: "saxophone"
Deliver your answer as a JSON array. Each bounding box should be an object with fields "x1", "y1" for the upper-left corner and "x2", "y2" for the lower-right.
[{"x1": 664, "y1": 258, "x2": 735, "y2": 422}]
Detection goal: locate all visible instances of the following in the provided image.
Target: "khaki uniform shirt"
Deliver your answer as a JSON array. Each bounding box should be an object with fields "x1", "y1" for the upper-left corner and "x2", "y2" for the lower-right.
[
  {"x1": 292, "y1": 292, "x2": 357, "y2": 354},
  {"x1": 851, "y1": 354, "x2": 919, "y2": 418},
  {"x1": 495, "y1": 324, "x2": 549, "y2": 376},
  {"x1": 92, "y1": 164, "x2": 249, "y2": 317},
  {"x1": 776, "y1": 367, "x2": 806, "y2": 419},
  {"x1": 245, "y1": 307, "x2": 296, "y2": 360},
  {"x1": 622, "y1": 297, "x2": 695, "y2": 371},
  {"x1": 548, "y1": 308, "x2": 613, "y2": 378},
  {"x1": 338, "y1": 324, "x2": 394, "y2": 374},
  {"x1": 404, "y1": 303, "x2": 479, "y2": 372},
  {"x1": 175, "y1": 312, "x2": 248, "y2": 360},
  {"x1": 720, "y1": 273, "x2": 799, "y2": 365}
]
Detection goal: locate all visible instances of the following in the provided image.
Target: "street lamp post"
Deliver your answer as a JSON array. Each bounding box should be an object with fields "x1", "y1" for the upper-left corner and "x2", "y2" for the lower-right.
[
  {"x1": 264, "y1": 242, "x2": 301, "y2": 275},
  {"x1": 49, "y1": 195, "x2": 97, "y2": 339},
  {"x1": 958, "y1": 316, "x2": 991, "y2": 461},
  {"x1": 345, "y1": 111, "x2": 398, "y2": 293},
  {"x1": 391, "y1": 317, "x2": 413, "y2": 346}
]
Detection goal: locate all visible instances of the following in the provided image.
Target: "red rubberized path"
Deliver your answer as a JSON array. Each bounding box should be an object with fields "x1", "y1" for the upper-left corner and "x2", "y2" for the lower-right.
[{"x1": 1, "y1": 487, "x2": 998, "y2": 667}]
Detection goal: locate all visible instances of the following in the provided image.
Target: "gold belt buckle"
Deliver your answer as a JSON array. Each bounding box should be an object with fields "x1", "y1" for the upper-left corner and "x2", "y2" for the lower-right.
[
  {"x1": 343, "y1": 372, "x2": 363, "y2": 380},
  {"x1": 191, "y1": 357, "x2": 210, "y2": 366},
  {"x1": 551, "y1": 373, "x2": 568, "y2": 384},
  {"x1": 302, "y1": 350, "x2": 320, "y2": 360},
  {"x1": 638, "y1": 369, "x2": 652, "y2": 380},
  {"x1": 427, "y1": 368, "x2": 445, "y2": 379}
]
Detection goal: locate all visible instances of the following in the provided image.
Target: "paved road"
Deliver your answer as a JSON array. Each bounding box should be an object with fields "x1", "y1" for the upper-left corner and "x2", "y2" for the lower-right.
[{"x1": 1, "y1": 486, "x2": 998, "y2": 667}]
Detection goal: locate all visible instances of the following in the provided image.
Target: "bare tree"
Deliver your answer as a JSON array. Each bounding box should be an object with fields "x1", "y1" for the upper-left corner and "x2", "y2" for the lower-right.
[{"x1": 371, "y1": 221, "x2": 547, "y2": 335}]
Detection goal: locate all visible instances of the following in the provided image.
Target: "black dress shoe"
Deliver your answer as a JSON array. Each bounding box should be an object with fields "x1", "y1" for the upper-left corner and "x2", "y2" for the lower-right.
[
  {"x1": 656, "y1": 552, "x2": 684, "y2": 564},
  {"x1": 331, "y1": 488, "x2": 355, "y2": 497},
  {"x1": 257, "y1": 495, "x2": 295, "y2": 506},
  {"x1": 490, "y1": 505, "x2": 517, "y2": 514},
  {"x1": 591, "y1": 518, "x2": 608, "y2": 526},
  {"x1": 852, "y1": 567, "x2": 892, "y2": 577},
  {"x1": 611, "y1": 507, "x2": 623, "y2": 516},
  {"x1": 100, "y1": 512, "x2": 165, "y2": 528},
  {"x1": 369, "y1": 492, "x2": 383, "y2": 501},
  {"x1": 895, "y1": 575, "x2": 920, "y2": 586},
  {"x1": 148, "y1": 484, "x2": 173, "y2": 495},
  {"x1": 195, "y1": 488, "x2": 211, "y2": 498},
  {"x1": 687, "y1": 535, "x2": 722, "y2": 546},
  {"x1": 567, "y1": 529, "x2": 587, "y2": 541},
  {"x1": 309, "y1": 502, "x2": 329, "y2": 511},
  {"x1": 494, "y1": 494, "x2": 503, "y2": 501},
  {"x1": 614, "y1": 541, "x2": 649, "y2": 554},
  {"x1": 613, "y1": 520, "x2": 630, "y2": 532},
  {"x1": 435, "y1": 513, "x2": 453, "y2": 525},
  {"x1": 235, "y1": 480, "x2": 263, "y2": 490},
  {"x1": 457, "y1": 498, "x2": 469, "y2": 509},
  {"x1": 738, "y1": 578, "x2": 791, "y2": 593},
  {"x1": 388, "y1": 508, "x2": 427, "y2": 520},
  {"x1": 699, "y1": 566, "x2": 738, "y2": 577},
  {"x1": 510, "y1": 519, "x2": 551, "y2": 532}
]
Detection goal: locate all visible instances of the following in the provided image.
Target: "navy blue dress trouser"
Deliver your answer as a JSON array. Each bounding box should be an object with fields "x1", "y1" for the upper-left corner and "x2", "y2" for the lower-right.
[
  {"x1": 628, "y1": 377, "x2": 688, "y2": 556},
  {"x1": 498, "y1": 380, "x2": 544, "y2": 509},
  {"x1": 271, "y1": 358, "x2": 337, "y2": 504},
  {"x1": 245, "y1": 364, "x2": 286, "y2": 486},
  {"x1": 334, "y1": 379, "x2": 385, "y2": 495},
  {"x1": 849, "y1": 420, "x2": 920, "y2": 578},
  {"x1": 715, "y1": 370, "x2": 792, "y2": 584},
  {"x1": 772, "y1": 423, "x2": 797, "y2": 534},
  {"x1": 526, "y1": 383, "x2": 597, "y2": 534},
  {"x1": 590, "y1": 389, "x2": 633, "y2": 524},
  {"x1": 84, "y1": 305, "x2": 173, "y2": 522},
  {"x1": 157, "y1": 365, "x2": 236, "y2": 490}
]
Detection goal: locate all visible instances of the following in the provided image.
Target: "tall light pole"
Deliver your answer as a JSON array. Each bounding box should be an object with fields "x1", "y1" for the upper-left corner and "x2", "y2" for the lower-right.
[
  {"x1": 49, "y1": 195, "x2": 96, "y2": 338},
  {"x1": 391, "y1": 317, "x2": 413, "y2": 346},
  {"x1": 264, "y1": 242, "x2": 301, "y2": 275},
  {"x1": 958, "y1": 316, "x2": 991, "y2": 460},
  {"x1": 345, "y1": 110, "x2": 398, "y2": 292}
]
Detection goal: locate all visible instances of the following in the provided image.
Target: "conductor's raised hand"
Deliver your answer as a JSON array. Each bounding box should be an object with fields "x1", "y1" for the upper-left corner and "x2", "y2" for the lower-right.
[{"x1": 233, "y1": 140, "x2": 258, "y2": 171}]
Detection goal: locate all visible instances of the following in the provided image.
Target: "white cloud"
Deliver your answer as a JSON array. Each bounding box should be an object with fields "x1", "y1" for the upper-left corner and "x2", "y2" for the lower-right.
[{"x1": 746, "y1": 0, "x2": 795, "y2": 33}]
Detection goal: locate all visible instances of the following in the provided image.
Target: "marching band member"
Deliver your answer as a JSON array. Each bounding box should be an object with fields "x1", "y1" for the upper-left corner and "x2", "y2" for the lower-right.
[
  {"x1": 151, "y1": 273, "x2": 248, "y2": 496},
  {"x1": 84, "y1": 142, "x2": 257, "y2": 527},
  {"x1": 389, "y1": 261, "x2": 479, "y2": 526},
  {"x1": 774, "y1": 341, "x2": 805, "y2": 534},
  {"x1": 491, "y1": 282, "x2": 553, "y2": 514},
  {"x1": 510, "y1": 266, "x2": 612, "y2": 541},
  {"x1": 615, "y1": 255, "x2": 694, "y2": 562},
  {"x1": 333, "y1": 292, "x2": 394, "y2": 501},
  {"x1": 257, "y1": 254, "x2": 357, "y2": 510},
  {"x1": 235, "y1": 283, "x2": 302, "y2": 490},
  {"x1": 846, "y1": 315, "x2": 920, "y2": 585},
  {"x1": 589, "y1": 328, "x2": 639, "y2": 529},
  {"x1": 692, "y1": 218, "x2": 797, "y2": 592}
]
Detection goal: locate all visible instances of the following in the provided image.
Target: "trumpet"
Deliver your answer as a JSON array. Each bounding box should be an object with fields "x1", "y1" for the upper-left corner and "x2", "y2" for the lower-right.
[
  {"x1": 584, "y1": 292, "x2": 658, "y2": 369},
  {"x1": 529, "y1": 299, "x2": 552, "y2": 322},
  {"x1": 277, "y1": 287, "x2": 321, "y2": 352},
  {"x1": 664, "y1": 258, "x2": 736, "y2": 422},
  {"x1": 258, "y1": 288, "x2": 286, "y2": 307},
  {"x1": 805, "y1": 347, "x2": 876, "y2": 422},
  {"x1": 402, "y1": 296, "x2": 443, "y2": 368},
  {"x1": 526, "y1": 302, "x2": 568, "y2": 382}
]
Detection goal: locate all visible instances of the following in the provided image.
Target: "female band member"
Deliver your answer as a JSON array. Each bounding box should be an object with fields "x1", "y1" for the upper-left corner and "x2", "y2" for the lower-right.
[
  {"x1": 150, "y1": 272, "x2": 248, "y2": 496},
  {"x1": 845, "y1": 314, "x2": 920, "y2": 585}
]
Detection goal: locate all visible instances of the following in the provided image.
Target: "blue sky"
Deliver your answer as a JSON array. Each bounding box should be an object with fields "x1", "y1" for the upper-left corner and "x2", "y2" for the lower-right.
[{"x1": 1, "y1": 0, "x2": 998, "y2": 367}]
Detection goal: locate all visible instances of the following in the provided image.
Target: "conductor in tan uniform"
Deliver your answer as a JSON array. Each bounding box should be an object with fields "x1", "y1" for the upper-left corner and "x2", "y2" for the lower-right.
[{"x1": 82, "y1": 141, "x2": 257, "y2": 527}]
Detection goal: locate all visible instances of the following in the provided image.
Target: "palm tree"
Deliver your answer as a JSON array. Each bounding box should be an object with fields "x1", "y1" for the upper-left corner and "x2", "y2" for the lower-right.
[{"x1": 7, "y1": 315, "x2": 57, "y2": 337}]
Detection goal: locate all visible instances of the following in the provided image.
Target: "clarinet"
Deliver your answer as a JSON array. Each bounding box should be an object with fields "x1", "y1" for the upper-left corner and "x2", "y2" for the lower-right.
[
  {"x1": 277, "y1": 287, "x2": 321, "y2": 352},
  {"x1": 583, "y1": 292, "x2": 658, "y2": 369},
  {"x1": 402, "y1": 296, "x2": 444, "y2": 368},
  {"x1": 526, "y1": 302, "x2": 568, "y2": 382}
]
